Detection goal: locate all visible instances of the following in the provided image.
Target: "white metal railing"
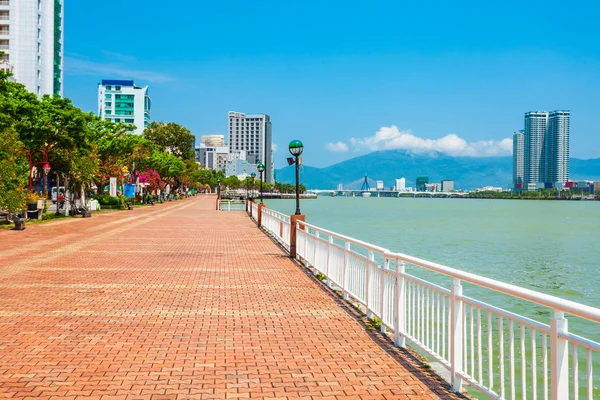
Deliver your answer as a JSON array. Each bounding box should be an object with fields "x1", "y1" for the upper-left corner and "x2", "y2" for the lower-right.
[
  {"x1": 260, "y1": 208, "x2": 291, "y2": 249},
  {"x1": 219, "y1": 199, "x2": 245, "y2": 211},
  {"x1": 293, "y1": 218, "x2": 600, "y2": 400},
  {"x1": 250, "y1": 202, "x2": 259, "y2": 221}
]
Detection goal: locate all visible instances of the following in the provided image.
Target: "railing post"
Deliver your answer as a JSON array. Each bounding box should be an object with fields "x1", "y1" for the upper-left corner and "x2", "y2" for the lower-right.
[
  {"x1": 326, "y1": 236, "x2": 334, "y2": 288},
  {"x1": 366, "y1": 251, "x2": 374, "y2": 318},
  {"x1": 289, "y1": 214, "x2": 305, "y2": 259},
  {"x1": 551, "y1": 311, "x2": 569, "y2": 400},
  {"x1": 380, "y1": 255, "x2": 389, "y2": 333},
  {"x1": 450, "y1": 278, "x2": 464, "y2": 392},
  {"x1": 343, "y1": 241, "x2": 350, "y2": 300},
  {"x1": 394, "y1": 260, "x2": 406, "y2": 348},
  {"x1": 257, "y1": 203, "x2": 265, "y2": 228}
]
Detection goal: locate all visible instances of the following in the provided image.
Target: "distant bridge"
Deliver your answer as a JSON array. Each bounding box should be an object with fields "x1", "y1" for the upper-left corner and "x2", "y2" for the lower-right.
[{"x1": 306, "y1": 189, "x2": 470, "y2": 198}]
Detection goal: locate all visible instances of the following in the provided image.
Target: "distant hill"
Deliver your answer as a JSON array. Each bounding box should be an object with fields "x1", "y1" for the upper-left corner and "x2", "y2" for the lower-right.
[{"x1": 275, "y1": 150, "x2": 600, "y2": 190}]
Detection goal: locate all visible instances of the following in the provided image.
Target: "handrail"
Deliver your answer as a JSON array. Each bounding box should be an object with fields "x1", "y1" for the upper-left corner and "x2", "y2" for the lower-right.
[{"x1": 298, "y1": 219, "x2": 600, "y2": 324}]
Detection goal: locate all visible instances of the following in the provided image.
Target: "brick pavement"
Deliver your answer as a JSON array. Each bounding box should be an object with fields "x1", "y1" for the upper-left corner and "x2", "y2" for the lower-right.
[{"x1": 0, "y1": 196, "x2": 466, "y2": 400}]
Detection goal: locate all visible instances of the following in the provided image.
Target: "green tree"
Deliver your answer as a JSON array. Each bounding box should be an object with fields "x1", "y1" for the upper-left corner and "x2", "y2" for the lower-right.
[
  {"x1": 0, "y1": 128, "x2": 28, "y2": 213},
  {"x1": 143, "y1": 122, "x2": 195, "y2": 160}
]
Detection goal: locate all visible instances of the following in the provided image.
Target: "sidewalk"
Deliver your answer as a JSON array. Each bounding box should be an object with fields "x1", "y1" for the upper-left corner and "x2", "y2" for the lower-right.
[{"x1": 0, "y1": 196, "x2": 464, "y2": 399}]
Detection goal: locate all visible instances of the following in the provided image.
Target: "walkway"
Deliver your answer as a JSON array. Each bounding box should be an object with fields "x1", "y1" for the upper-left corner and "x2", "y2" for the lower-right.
[{"x1": 0, "y1": 196, "x2": 464, "y2": 399}]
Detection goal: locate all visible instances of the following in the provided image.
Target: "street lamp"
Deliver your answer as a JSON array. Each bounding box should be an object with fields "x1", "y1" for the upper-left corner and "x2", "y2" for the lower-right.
[
  {"x1": 18, "y1": 149, "x2": 51, "y2": 193},
  {"x1": 288, "y1": 140, "x2": 303, "y2": 215},
  {"x1": 257, "y1": 162, "x2": 265, "y2": 204},
  {"x1": 250, "y1": 172, "x2": 256, "y2": 201},
  {"x1": 217, "y1": 178, "x2": 221, "y2": 199}
]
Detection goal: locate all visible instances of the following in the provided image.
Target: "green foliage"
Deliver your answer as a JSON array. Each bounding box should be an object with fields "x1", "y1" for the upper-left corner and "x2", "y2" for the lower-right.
[
  {"x1": 0, "y1": 129, "x2": 28, "y2": 212},
  {"x1": 316, "y1": 272, "x2": 327, "y2": 282},
  {"x1": 143, "y1": 122, "x2": 195, "y2": 160}
]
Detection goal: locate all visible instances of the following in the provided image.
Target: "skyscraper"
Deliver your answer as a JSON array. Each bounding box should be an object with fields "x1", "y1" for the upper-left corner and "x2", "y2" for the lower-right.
[
  {"x1": 512, "y1": 130, "x2": 524, "y2": 188},
  {"x1": 1, "y1": 0, "x2": 64, "y2": 97},
  {"x1": 228, "y1": 111, "x2": 273, "y2": 184},
  {"x1": 522, "y1": 110, "x2": 570, "y2": 189},
  {"x1": 546, "y1": 111, "x2": 570, "y2": 184},
  {"x1": 524, "y1": 111, "x2": 548, "y2": 188},
  {"x1": 97, "y1": 80, "x2": 151, "y2": 135}
]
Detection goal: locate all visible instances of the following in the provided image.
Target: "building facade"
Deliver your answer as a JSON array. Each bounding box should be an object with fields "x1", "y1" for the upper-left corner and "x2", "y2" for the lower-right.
[
  {"x1": 522, "y1": 111, "x2": 570, "y2": 188},
  {"x1": 195, "y1": 145, "x2": 229, "y2": 171},
  {"x1": 228, "y1": 111, "x2": 273, "y2": 184},
  {"x1": 524, "y1": 111, "x2": 548, "y2": 188},
  {"x1": 98, "y1": 80, "x2": 151, "y2": 134},
  {"x1": 1, "y1": 0, "x2": 64, "y2": 97},
  {"x1": 200, "y1": 135, "x2": 225, "y2": 147},
  {"x1": 546, "y1": 111, "x2": 570, "y2": 184},
  {"x1": 441, "y1": 180, "x2": 455, "y2": 192},
  {"x1": 395, "y1": 178, "x2": 406, "y2": 191},
  {"x1": 512, "y1": 130, "x2": 524, "y2": 188}
]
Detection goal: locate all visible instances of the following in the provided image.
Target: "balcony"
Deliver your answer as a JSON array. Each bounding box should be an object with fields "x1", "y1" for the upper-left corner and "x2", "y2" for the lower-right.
[{"x1": 0, "y1": 1, "x2": 8, "y2": 7}]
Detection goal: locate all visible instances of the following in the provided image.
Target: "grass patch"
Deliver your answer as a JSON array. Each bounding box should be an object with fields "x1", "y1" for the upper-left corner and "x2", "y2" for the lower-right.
[
  {"x1": 365, "y1": 316, "x2": 382, "y2": 331},
  {"x1": 315, "y1": 272, "x2": 327, "y2": 282}
]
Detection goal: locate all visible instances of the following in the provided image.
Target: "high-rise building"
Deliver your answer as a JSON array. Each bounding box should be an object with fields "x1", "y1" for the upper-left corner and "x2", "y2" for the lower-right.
[
  {"x1": 1, "y1": 0, "x2": 64, "y2": 97},
  {"x1": 98, "y1": 80, "x2": 151, "y2": 134},
  {"x1": 522, "y1": 111, "x2": 570, "y2": 189},
  {"x1": 524, "y1": 111, "x2": 548, "y2": 189},
  {"x1": 395, "y1": 178, "x2": 406, "y2": 191},
  {"x1": 228, "y1": 111, "x2": 273, "y2": 184},
  {"x1": 200, "y1": 135, "x2": 225, "y2": 147},
  {"x1": 441, "y1": 179, "x2": 454, "y2": 192},
  {"x1": 546, "y1": 111, "x2": 570, "y2": 184},
  {"x1": 512, "y1": 130, "x2": 524, "y2": 188}
]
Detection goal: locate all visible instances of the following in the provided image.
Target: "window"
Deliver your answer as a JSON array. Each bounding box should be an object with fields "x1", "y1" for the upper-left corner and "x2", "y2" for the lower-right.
[
  {"x1": 37, "y1": 56, "x2": 41, "y2": 65},
  {"x1": 114, "y1": 118, "x2": 121, "y2": 123},
  {"x1": 125, "y1": 119, "x2": 134, "y2": 124},
  {"x1": 37, "y1": 43, "x2": 40, "y2": 54},
  {"x1": 115, "y1": 85, "x2": 121, "y2": 90},
  {"x1": 37, "y1": 15, "x2": 41, "y2": 25},
  {"x1": 36, "y1": 70, "x2": 40, "y2": 79},
  {"x1": 38, "y1": 0, "x2": 41, "y2": 10},
  {"x1": 105, "y1": 85, "x2": 111, "y2": 90},
  {"x1": 105, "y1": 94, "x2": 111, "y2": 99},
  {"x1": 105, "y1": 110, "x2": 111, "y2": 115},
  {"x1": 36, "y1": 86, "x2": 40, "y2": 96},
  {"x1": 105, "y1": 102, "x2": 111, "y2": 107}
]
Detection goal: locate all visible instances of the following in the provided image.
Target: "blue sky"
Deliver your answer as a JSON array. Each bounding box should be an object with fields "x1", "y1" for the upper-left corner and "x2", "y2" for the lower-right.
[{"x1": 64, "y1": 0, "x2": 600, "y2": 168}]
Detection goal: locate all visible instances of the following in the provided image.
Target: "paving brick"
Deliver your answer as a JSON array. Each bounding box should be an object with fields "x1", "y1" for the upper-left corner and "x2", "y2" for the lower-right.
[{"x1": 0, "y1": 196, "x2": 466, "y2": 399}]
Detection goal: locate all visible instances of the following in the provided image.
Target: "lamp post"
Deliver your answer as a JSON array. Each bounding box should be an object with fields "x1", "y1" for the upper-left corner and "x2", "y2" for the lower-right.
[
  {"x1": 250, "y1": 172, "x2": 256, "y2": 201},
  {"x1": 18, "y1": 149, "x2": 51, "y2": 193},
  {"x1": 288, "y1": 140, "x2": 303, "y2": 215},
  {"x1": 257, "y1": 163, "x2": 265, "y2": 204},
  {"x1": 217, "y1": 178, "x2": 221, "y2": 199}
]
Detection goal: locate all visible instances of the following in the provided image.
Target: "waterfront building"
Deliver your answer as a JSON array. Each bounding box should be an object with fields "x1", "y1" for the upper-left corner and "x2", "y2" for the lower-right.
[
  {"x1": 441, "y1": 179, "x2": 454, "y2": 192},
  {"x1": 523, "y1": 110, "x2": 570, "y2": 188},
  {"x1": 200, "y1": 135, "x2": 225, "y2": 147},
  {"x1": 228, "y1": 111, "x2": 273, "y2": 184},
  {"x1": 224, "y1": 158, "x2": 258, "y2": 180},
  {"x1": 1, "y1": 0, "x2": 64, "y2": 97},
  {"x1": 524, "y1": 111, "x2": 548, "y2": 188},
  {"x1": 98, "y1": 80, "x2": 151, "y2": 134},
  {"x1": 196, "y1": 145, "x2": 229, "y2": 171},
  {"x1": 395, "y1": 178, "x2": 406, "y2": 191},
  {"x1": 546, "y1": 111, "x2": 570, "y2": 184},
  {"x1": 512, "y1": 130, "x2": 524, "y2": 188},
  {"x1": 416, "y1": 176, "x2": 429, "y2": 191},
  {"x1": 376, "y1": 180, "x2": 384, "y2": 190}
]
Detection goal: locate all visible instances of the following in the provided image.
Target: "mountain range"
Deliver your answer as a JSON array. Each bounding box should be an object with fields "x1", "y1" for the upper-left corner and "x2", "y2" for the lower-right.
[{"x1": 275, "y1": 151, "x2": 600, "y2": 190}]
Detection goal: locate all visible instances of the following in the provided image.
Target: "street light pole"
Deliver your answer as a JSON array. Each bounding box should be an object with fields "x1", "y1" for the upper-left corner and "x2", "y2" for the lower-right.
[
  {"x1": 18, "y1": 149, "x2": 51, "y2": 193},
  {"x1": 288, "y1": 140, "x2": 304, "y2": 215},
  {"x1": 257, "y1": 163, "x2": 265, "y2": 204},
  {"x1": 251, "y1": 172, "x2": 256, "y2": 201}
]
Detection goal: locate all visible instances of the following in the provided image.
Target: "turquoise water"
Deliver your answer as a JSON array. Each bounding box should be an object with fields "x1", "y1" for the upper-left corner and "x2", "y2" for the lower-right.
[{"x1": 265, "y1": 196, "x2": 600, "y2": 331}]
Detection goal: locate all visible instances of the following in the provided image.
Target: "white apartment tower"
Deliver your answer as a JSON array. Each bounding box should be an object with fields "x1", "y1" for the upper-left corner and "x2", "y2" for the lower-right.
[
  {"x1": 0, "y1": 0, "x2": 64, "y2": 97},
  {"x1": 546, "y1": 111, "x2": 570, "y2": 184},
  {"x1": 523, "y1": 110, "x2": 570, "y2": 188},
  {"x1": 512, "y1": 130, "x2": 524, "y2": 187},
  {"x1": 98, "y1": 80, "x2": 151, "y2": 135},
  {"x1": 228, "y1": 111, "x2": 273, "y2": 184},
  {"x1": 524, "y1": 111, "x2": 548, "y2": 188}
]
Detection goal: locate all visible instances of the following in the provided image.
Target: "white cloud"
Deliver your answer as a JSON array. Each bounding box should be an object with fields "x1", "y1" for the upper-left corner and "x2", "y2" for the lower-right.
[
  {"x1": 272, "y1": 143, "x2": 278, "y2": 152},
  {"x1": 65, "y1": 55, "x2": 175, "y2": 83},
  {"x1": 347, "y1": 126, "x2": 512, "y2": 157},
  {"x1": 325, "y1": 141, "x2": 349, "y2": 152}
]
